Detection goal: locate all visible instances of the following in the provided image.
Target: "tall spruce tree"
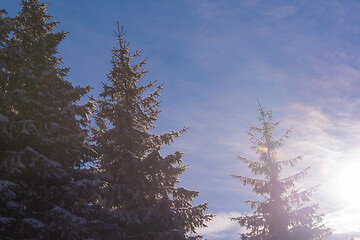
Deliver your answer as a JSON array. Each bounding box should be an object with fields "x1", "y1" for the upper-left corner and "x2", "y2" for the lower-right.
[
  {"x1": 231, "y1": 103, "x2": 332, "y2": 240},
  {"x1": 92, "y1": 25, "x2": 212, "y2": 240},
  {"x1": 0, "y1": 1, "x2": 113, "y2": 239}
]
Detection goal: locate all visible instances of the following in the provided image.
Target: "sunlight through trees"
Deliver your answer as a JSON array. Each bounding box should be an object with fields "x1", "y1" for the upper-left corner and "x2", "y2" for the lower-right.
[{"x1": 231, "y1": 103, "x2": 333, "y2": 240}]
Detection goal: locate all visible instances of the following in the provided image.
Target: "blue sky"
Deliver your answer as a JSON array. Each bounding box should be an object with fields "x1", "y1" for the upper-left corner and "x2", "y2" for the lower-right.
[{"x1": 3, "y1": 0, "x2": 360, "y2": 239}]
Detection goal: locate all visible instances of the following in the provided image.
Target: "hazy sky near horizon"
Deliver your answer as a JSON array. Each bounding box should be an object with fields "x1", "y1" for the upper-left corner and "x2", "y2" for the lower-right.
[{"x1": 3, "y1": 0, "x2": 360, "y2": 239}]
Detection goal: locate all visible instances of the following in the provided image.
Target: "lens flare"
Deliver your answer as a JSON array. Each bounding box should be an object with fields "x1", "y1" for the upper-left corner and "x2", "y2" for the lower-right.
[{"x1": 256, "y1": 145, "x2": 268, "y2": 153}]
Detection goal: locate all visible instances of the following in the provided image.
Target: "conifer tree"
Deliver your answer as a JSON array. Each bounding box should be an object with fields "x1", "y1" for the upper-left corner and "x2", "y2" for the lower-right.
[
  {"x1": 0, "y1": 1, "x2": 111, "y2": 239},
  {"x1": 231, "y1": 103, "x2": 333, "y2": 240},
  {"x1": 92, "y1": 24, "x2": 212, "y2": 240}
]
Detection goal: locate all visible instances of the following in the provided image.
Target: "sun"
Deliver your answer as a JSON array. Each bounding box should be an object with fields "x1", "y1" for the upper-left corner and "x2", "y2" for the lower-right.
[{"x1": 335, "y1": 161, "x2": 360, "y2": 209}]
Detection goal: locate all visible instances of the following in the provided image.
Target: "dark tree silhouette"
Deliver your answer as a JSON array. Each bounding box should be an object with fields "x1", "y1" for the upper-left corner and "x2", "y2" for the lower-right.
[
  {"x1": 91, "y1": 24, "x2": 213, "y2": 239},
  {"x1": 0, "y1": 1, "x2": 117, "y2": 239}
]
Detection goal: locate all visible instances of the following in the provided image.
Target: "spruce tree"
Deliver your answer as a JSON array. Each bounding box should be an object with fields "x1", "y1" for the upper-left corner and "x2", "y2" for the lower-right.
[
  {"x1": 92, "y1": 24, "x2": 212, "y2": 240},
  {"x1": 231, "y1": 103, "x2": 333, "y2": 240},
  {"x1": 0, "y1": 1, "x2": 110, "y2": 239}
]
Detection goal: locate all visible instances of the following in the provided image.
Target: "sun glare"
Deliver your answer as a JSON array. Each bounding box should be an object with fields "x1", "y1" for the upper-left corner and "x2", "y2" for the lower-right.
[{"x1": 336, "y1": 162, "x2": 360, "y2": 209}]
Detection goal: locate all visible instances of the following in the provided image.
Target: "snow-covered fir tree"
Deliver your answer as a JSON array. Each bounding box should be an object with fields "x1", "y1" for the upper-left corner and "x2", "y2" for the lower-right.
[
  {"x1": 91, "y1": 24, "x2": 213, "y2": 240},
  {"x1": 231, "y1": 103, "x2": 333, "y2": 240},
  {"x1": 0, "y1": 1, "x2": 115, "y2": 239}
]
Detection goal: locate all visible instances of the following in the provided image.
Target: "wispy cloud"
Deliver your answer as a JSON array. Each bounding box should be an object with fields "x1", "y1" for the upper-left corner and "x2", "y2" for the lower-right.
[
  {"x1": 278, "y1": 103, "x2": 360, "y2": 234},
  {"x1": 197, "y1": 212, "x2": 244, "y2": 240}
]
